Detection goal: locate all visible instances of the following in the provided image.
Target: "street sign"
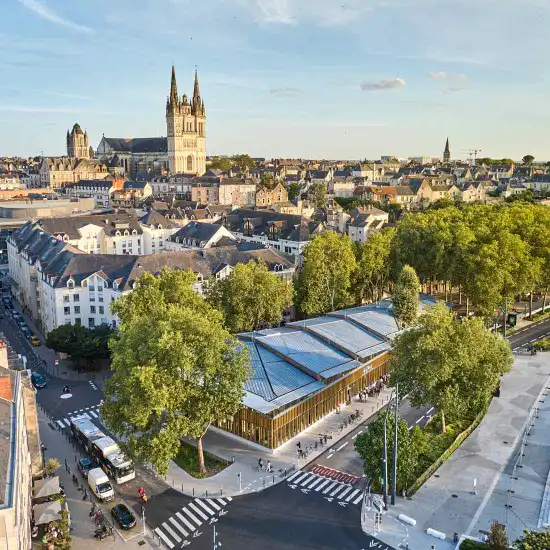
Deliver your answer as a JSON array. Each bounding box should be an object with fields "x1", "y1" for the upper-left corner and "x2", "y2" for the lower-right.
[{"x1": 361, "y1": 534, "x2": 398, "y2": 550}]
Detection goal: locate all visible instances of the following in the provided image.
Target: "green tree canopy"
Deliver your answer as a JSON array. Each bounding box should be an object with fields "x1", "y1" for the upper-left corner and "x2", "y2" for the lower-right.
[
  {"x1": 206, "y1": 261, "x2": 292, "y2": 333},
  {"x1": 231, "y1": 154, "x2": 256, "y2": 168},
  {"x1": 46, "y1": 324, "x2": 112, "y2": 369},
  {"x1": 310, "y1": 182, "x2": 327, "y2": 209},
  {"x1": 515, "y1": 529, "x2": 550, "y2": 550},
  {"x1": 353, "y1": 228, "x2": 394, "y2": 304},
  {"x1": 392, "y1": 265, "x2": 420, "y2": 326},
  {"x1": 102, "y1": 269, "x2": 249, "y2": 475},
  {"x1": 522, "y1": 154, "x2": 535, "y2": 165},
  {"x1": 206, "y1": 157, "x2": 232, "y2": 171},
  {"x1": 390, "y1": 303, "x2": 513, "y2": 433},
  {"x1": 287, "y1": 181, "x2": 301, "y2": 202},
  {"x1": 355, "y1": 411, "x2": 427, "y2": 492},
  {"x1": 294, "y1": 231, "x2": 357, "y2": 317}
]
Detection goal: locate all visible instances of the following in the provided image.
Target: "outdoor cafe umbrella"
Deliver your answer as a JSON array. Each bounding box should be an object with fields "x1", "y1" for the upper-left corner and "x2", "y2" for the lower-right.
[
  {"x1": 33, "y1": 501, "x2": 62, "y2": 525},
  {"x1": 33, "y1": 476, "x2": 60, "y2": 499}
]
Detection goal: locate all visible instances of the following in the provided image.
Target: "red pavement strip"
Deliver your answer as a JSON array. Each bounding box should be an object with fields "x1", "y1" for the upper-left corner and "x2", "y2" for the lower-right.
[{"x1": 311, "y1": 464, "x2": 361, "y2": 484}]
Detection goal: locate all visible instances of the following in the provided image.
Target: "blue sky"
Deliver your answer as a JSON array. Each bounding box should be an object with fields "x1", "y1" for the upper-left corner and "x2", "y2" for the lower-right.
[{"x1": 1, "y1": 0, "x2": 550, "y2": 160}]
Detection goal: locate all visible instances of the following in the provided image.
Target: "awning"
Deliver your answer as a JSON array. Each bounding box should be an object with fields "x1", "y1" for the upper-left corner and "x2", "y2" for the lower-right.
[
  {"x1": 33, "y1": 476, "x2": 60, "y2": 499},
  {"x1": 33, "y1": 500, "x2": 62, "y2": 525}
]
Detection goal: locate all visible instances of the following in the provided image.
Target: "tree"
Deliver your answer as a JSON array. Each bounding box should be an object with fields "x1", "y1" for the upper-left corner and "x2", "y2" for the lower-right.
[
  {"x1": 390, "y1": 304, "x2": 512, "y2": 433},
  {"x1": 392, "y1": 265, "x2": 420, "y2": 326},
  {"x1": 206, "y1": 157, "x2": 232, "y2": 171},
  {"x1": 353, "y1": 228, "x2": 394, "y2": 304},
  {"x1": 206, "y1": 261, "x2": 292, "y2": 333},
  {"x1": 522, "y1": 154, "x2": 535, "y2": 165},
  {"x1": 505, "y1": 189, "x2": 535, "y2": 203},
  {"x1": 231, "y1": 154, "x2": 255, "y2": 168},
  {"x1": 487, "y1": 521, "x2": 508, "y2": 550},
  {"x1": 515, "y1": 529, "x2": 550, "y2": 550},
  {"x1": 46, "y1": 324, "x2": 113, "y2": 369},
  {"x1": 44, "y1": 457, "x2": 61, "y2": 477},
  {"x1": 310, "y1": 182, "x2": 327, "y2": 209},
  {"x1": 287, "y1": 182, "x2": 301, "y2": 202},
  {"x1": 102, "y1": 269, "x2": 249, "y2": 475},
  {"x1": 355, "y1": 411, "x2": 427, "y2": 492},
  {"x1": 294, "y1": 231, "x2": 357, "y2": 317}
]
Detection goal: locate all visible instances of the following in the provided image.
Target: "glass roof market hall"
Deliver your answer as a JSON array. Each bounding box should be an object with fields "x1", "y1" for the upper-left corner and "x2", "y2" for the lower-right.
[{"x1": 217, "y1": 300, "x2": 399, "y2": 450}]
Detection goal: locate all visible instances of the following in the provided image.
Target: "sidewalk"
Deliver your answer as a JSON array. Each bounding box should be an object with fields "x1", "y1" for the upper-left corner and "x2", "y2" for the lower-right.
[
  {"x1": 160, "y1": 387, "x2": 393, "y2": 498},
  {"x1": 36, "y1": 409, "x2": 157, "y2": 550},
  {"x1": 369, "y1": 353, "x2": 550, "y2": 550}
]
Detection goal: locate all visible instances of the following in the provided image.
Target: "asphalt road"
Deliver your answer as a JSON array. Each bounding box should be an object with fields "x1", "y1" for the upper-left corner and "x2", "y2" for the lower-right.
[{"x1": 509, "y1": 317, "x2": 550, "y2": 350}]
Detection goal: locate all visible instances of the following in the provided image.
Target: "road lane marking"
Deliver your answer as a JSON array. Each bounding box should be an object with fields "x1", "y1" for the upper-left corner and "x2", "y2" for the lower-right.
[
  {"x1": 306, "y1": 476, "x2": 325, "y2": 489},
  {"x1": 351, "y1": 430, "x2": 363, "y2": 440},
  {"x1": 195, "y1": 499, "x2": 216, "y2": 516},
  {"x1": 336, "y1": 486, "x2": 353, "y2": 499},
  {"x1": 293, "y1": 472, "x2": 310, "y2": 484},
  {"x1": 330, "y1": 484, "x2": 348, "y2": 497},
  {"x1": 408, "y1": 425, "x2": 414, "y2": 430},
  {"x1": 286, "y1": 471, "x2": 301, "y2": 482},
  {"x1": 161, "y1": 523, "x2": 181, "y2": 543},
  {"x1": 205, "y1": 499, "x2": 221, "y2": 511},
  {"x1": 323, "y1": 481, "x2": 338, "y2": 494},
  {"x1": 169, "y1": 517, "x2": 189, "y2": 538},
  {"x1": 336, "y1": 441, "x2": 348, "y2": 451},
  {"x1": 155, "y1": 528, "x2": 174, "y2": 549},
  {"x1": 315, "y1": 479, "x2": 331, "y2": 492},
  {"x1": 353, "y1": 493, "x2": 364, "y2": 504},
  {"x1": 182, "y1": 508, "x2": 202, "y2": 527},
  {"x1": 326, "y1": 453, "x2": 334, "y2": 459},
  {"x1": 415, "y1": 416, "x2": 425, "y2": 424},
  {"x1": 426, "y1": 407, "x2": 434, "y2": 415},
  {"x1": 188, "y1": 502, "x2": 209, "y2": 521},
  {"x1": 346, "y1": 489, "x2": 361, "y2": 502},
  {"x1": 56, "y1": 420, "x2": 64, "y2": 428},
  {"x1": 175, "y1": 512, "x2": 195, "y2": 532}
]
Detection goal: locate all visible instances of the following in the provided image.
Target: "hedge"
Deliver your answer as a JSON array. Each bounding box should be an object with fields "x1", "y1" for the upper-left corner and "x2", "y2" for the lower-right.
[{"x1": 407, "y1": 406, "x2": 487, "y2": 495}]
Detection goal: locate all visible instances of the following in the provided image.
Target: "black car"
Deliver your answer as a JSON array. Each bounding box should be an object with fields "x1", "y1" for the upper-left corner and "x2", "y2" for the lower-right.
[
  {"x1": 30, "y1": 372, "x2": 47, "y2": 389},
  {"x1": 77, "y1": 457, "x2": 98, "y2": 476},
  {"x1": 111, "y1": 503, "x2": 137, "y2": 530}
]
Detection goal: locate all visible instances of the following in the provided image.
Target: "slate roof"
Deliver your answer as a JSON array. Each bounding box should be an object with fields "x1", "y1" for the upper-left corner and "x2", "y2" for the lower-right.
[
  {"x1": 170, "y1": 221, "x2": 224, "y2": 243},
  {"x1": 102, "y1": 137, "x2": 168, "y2": 154},
  {"x1": 41, "y1": 245, "x2": 295, "y2": 291},
  {"x1": 222, "y1": 209, "x2": 323, "y2": 243},
  {"x1": 139, "y1": 210, "x2": 178, "y2": 228}
]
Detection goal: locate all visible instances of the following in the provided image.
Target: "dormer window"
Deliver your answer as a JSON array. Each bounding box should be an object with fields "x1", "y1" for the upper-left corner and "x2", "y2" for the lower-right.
[
  {"x1": 132, "y1": 229, "x2": 137, "y2": 235},
  {"x1": 115, "y1": 230, "x2": 121, "y2": 236},
  {"x1": 196, "y1": 273, "x2": 203, "y2": 283},
  {"x1": 63, "y1": 235, "x2": 69, "y2": 242},
  {"x1": 82, "y1": 280, "x2": 87, "y2": 288},
  {"x1": 113, "y1": 281, "x2": 118, "y2": 291},
  {"x1": 67, "y1": 278, "x2": 75, "y2": 289},
  {"x1": 124, "y1": 230, "x2": 129, "y2": 236}
]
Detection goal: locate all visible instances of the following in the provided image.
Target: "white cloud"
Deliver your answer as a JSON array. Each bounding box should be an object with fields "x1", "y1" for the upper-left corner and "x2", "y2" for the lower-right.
[
  {"x1": 360, "y1": 77, "x2": 405, "y2": 91},
  {"x1": 18, "y1": 0, "x2": 93, "y2": 33},
  {"x1": 429, "y1": 71, "x2": 447, "y2": 80}
]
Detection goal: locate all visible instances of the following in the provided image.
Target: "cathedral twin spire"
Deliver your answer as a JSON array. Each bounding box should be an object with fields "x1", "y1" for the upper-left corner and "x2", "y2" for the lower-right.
[{"x1": 167, "y1": 65, "x2": 204, "y2": 115}]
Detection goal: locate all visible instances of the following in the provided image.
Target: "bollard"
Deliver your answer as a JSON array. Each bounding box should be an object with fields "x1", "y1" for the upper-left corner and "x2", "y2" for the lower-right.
[
  {"x1": 182, "y1": 484, "x2": 184, "y2": 492},
  {"x1": 193, "y1": 487, "x2": 195, "y2": 497},
  {"x1": 205, "y1": 489, "x2": 208, "y2": 498},
  {"x1": 263, "y1": 478, "x2": 266, "y2": 487},
  {"x1": 75, "y1": 455, "x2": 77, "y2": 463},
  {"x1": 172, "y1": 477, "x2": 174, "y2": 486},
  {"x1": 220, "y1": 487, "x2": 223, "y2": 497},
  {"x1": 272, "y1": 475, "x2": 275, "y2": 484},
  {"x1": 284, "y1": 468, "x2": 287, "y2": 478}
]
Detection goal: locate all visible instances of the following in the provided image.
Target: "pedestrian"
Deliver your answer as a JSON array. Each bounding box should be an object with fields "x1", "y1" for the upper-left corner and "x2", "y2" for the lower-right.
[
  {"x1": 266, "y1": 460, "x2": 272, "y2": 473},
  {"x1": 258, "y1": 458, "x2": 263, "y2": 471},
  {"x1": 297, "y1": 441, "x2": 301, "y2": 450}
]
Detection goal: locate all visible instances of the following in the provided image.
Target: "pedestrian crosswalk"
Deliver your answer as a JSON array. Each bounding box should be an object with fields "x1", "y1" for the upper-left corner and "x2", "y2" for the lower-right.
[
  {"x1": 154, "y1": 497, "x2": 232, "y2": 549},
  {"x1": 55, "y1": 405, "x2": 102, "y2": 429},
  {"x1": 286, "y1": 470, "x2": 364, "y2": 505}
]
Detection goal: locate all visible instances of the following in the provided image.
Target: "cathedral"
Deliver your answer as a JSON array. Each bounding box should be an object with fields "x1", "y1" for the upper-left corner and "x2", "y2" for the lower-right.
[
  {"x1": 95, "y1": 65, "x2": 206, "y2": 177},
  {"x1": 67, "y1": 123, "x2": 93, "y2": 159}
]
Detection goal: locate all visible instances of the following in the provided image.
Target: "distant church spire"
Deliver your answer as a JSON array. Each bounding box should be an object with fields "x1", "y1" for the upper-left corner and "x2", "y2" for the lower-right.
[
  {"x1": 443, "y1": 137, "x2": 451, "y2": 162},
  {"x1": 193, "y1": 69, "x2": 201, "y2": 104},
  {"x1": 170, "y1": 65, "x2": 179, "y2": 105}
]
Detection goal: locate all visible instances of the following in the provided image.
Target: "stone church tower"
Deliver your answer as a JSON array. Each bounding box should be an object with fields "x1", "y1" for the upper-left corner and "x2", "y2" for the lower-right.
[
  {"x1": 67, "y1": 123, "x2": 92, "y2": 159},
  {"x1": 166, "y1": 66, "x2": 206, "y2": 175},
  {"x1": 443, "y1": 137, "x2": 451, "y2": 163}
]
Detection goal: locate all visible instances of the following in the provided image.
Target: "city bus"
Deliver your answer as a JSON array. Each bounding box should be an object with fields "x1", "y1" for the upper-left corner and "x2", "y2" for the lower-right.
[{"x1": 70, "y1": 416, "x2": 135, "y2": 484}]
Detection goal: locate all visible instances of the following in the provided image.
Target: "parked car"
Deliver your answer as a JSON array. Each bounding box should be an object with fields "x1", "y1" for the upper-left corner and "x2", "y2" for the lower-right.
[
  {"x1": 30, "y1": 372, "x2": 47, "y2": 389},
  {"x1": 111, "y1": 503, "x2": 136, "y2": 530},
  {"x1": 22, "y1": 327, "x2": 31, "y2": 338},
  {"x1": 12, "y1": 311, "x2": 21, "y2": 321},
  {"x1": 29, "y1": 335, "x2": 41, "y2": 346},
  {"x1": 19, "y1": 321, "x2": 28, "y2": 331},
  {"x1": 77, "y1": 457, "x2": 98, "y2": 477}
]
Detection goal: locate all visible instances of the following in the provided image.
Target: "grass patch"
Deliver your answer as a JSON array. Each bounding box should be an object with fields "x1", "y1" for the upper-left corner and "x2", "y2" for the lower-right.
[
  {"x1": 532, "y1": 310, "x2": 550, "y2": 322},
  {"x1": 173, "y1": 442, "x2": 230, "y2": 479},
  {"x1": 459, "y1": 539, "x2": 486, "y2": 550},
  {"x1": 533, "y1": 338, "x2": 550, "y2": 351}
]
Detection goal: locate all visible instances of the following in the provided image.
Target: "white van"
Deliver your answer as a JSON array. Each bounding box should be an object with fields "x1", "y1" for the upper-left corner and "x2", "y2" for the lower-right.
[{"x1": 88, "y1": 467, "x2": 115, "y2": 502}]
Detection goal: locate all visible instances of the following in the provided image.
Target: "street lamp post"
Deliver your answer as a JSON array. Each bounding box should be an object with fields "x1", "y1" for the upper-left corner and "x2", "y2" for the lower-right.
[
  {"x1": 391, "y1": 383, "x2": 399, "y2": 506},
  {"x1": 382, "y1": 387, "x2": 396, "y2": 511}
]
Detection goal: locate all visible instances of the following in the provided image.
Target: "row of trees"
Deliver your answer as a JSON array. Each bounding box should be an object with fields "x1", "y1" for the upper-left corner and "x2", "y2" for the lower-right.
[{"x1": 45, "y1": 324, "x2": 112, "y2": 369}]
